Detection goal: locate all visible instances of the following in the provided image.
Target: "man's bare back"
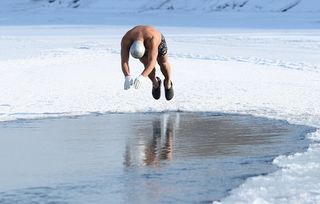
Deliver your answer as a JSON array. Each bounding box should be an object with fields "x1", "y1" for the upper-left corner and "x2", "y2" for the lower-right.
[{"x1": 122, "y1": 26, "x2": 162, "y2": 50}]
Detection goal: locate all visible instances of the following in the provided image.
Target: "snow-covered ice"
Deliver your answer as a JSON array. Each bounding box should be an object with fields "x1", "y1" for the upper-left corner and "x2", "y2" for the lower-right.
[
  {"x1": 1, "y1": 25, "x2": 319, "y2": 124},
  {"x1": 1, "y1": 1, "x2": 320, "y2": 203}
]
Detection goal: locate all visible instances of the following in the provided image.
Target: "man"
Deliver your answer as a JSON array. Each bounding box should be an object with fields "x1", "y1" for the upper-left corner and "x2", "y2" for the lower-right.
[{"x1": 121, "y1": 25, "x2": 174, "y2": 101}]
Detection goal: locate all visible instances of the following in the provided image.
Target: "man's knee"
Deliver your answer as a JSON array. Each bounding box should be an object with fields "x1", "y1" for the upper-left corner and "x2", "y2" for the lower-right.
[
  {"x1": 160, "y1": 60, "x2": 170, "y2": 70},
  {"x1": 158, "y1": 56, "x2": 169, "y2": 66}
]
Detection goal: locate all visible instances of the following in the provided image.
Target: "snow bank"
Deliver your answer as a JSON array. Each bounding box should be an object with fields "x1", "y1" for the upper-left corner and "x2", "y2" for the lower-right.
[
  {"x1": 1, "y1": 0, "x2": 320, "y2": 12},
  {"x1": 1, "y1": 26, "x2": 320, "y2": 124},
  {"x1": 215, "y1": 130, "x2": 320, "y2": 204},
  {"x1": 144, "y1": 0, "x2": 309, "y2": 12}
]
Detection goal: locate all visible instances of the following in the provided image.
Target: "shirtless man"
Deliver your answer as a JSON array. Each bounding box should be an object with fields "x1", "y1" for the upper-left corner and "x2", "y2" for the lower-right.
[{"x1": 121, "y1": 25, "x2": 174, "y2": 101}]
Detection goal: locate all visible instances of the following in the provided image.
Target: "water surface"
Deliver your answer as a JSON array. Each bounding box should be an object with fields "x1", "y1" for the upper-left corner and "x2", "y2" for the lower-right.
[{"x1": 0, "y1": 112, "x2": 312, "y2": 203}]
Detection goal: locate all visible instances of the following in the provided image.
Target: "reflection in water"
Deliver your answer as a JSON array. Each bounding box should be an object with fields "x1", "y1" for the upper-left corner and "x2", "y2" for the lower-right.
[
  {"x1": 123, "y1": 112, "x2": 296, "y2": 168},
  {"x1": 124, "y1": 114, "x2": 179, "y2": 167},
  {"x1": 0, "y1": 112, "x2": 312, "y2": 204},
  {"x1": 120, "y1": 113, "x2": 311, "y2": 203}
]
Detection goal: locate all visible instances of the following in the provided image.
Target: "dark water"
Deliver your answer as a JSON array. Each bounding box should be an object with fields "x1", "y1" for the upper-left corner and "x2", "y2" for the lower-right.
[{"x1": 0, "y1": 112, "x2": 313, "y2": 204}]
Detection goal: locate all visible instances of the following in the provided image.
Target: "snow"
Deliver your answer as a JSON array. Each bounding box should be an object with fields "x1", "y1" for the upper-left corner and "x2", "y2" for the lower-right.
[
  {"x1": 144, "y1": 0, "x2": 306, "y2": 12},
  {"x1": 1, "y1": 0, "x2": 320, "y2": 203},
  {"x1": 3, "y1": 0, "x2": 319, "y2": 12}
]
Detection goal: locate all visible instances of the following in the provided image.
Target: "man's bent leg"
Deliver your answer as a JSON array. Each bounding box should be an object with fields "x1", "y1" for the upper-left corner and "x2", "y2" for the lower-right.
[
  {"x1": 158, "y1": 54, "x2": 174, "y2": 100},
  {"x1": 139, "y1": 55, "x2": 158, "y2": 87},
  {"x1": 148, "y1": 67, "x2": 161, "y2": 100},
  {"x1": 139, "y1": 55, "x2": 161, "y2": 99},
  {"x1": 148, "y1": 69, "x2": 160, "y2": 88},
  {"x1": 158, "y1": 55, "x2": 172, "y2": 89}
]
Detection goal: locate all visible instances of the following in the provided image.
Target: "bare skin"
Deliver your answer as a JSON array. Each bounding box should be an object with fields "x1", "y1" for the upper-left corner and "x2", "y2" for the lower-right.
[{"x1": 121, "y1": 25, "x2": 172, "y2": 89}]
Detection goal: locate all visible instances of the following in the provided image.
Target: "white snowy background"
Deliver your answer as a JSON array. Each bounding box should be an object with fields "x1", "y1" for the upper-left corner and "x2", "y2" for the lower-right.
[{"x1": 1, "y1": 0, "x2": 320, "y2": 203}]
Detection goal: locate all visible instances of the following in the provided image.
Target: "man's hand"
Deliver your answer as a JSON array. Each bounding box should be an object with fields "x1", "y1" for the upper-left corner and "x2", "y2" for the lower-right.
[
  {"x1": 134, "y1": 75, "x2": 147, "y2": 89},
  {"x1": 124, "y1": 75, "x2": 133, "y2": 90}
]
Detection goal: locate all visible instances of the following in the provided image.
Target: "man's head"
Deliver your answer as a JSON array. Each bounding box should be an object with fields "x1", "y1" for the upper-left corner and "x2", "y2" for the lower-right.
[{"x1": 130, "y1": 40, "x2": 145, "y2": 59}]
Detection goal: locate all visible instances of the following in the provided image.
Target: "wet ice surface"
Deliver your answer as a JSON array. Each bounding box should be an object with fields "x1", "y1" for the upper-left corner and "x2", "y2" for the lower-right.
[{"x1": 0, "y1": 112, "x2": 313, "y2": 204}]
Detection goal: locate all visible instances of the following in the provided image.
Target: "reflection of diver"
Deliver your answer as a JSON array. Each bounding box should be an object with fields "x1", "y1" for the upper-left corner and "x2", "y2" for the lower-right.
[
  {"x1": 124, "y1": 113, "x2": 179, "y2": 167},
  {"x1": 159, "y1": 117, "x2": 173, "y2": 161},
  {"x1": 144, "y1": 116, "x2": 173, "y2": 166}
]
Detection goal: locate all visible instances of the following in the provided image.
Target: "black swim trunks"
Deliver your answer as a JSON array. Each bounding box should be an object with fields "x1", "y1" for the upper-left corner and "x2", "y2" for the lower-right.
[{"x1": 158, "y1": 34, "x2": 168, "y2": 57}]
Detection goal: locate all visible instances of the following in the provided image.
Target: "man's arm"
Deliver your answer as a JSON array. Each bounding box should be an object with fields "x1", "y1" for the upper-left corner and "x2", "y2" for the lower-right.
[
  {"x1": 121, "y1": 37, "x2": 130, "y2": 76},
  {"x1": 121, "y1": 36, "x2": 134, "y2": 90},
  {"x1": 141, "y1": 39, "x2": 158, "y2": 77},
  {"x1": 133, "y1": 40, "x2": 158, "y2": 89}
]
